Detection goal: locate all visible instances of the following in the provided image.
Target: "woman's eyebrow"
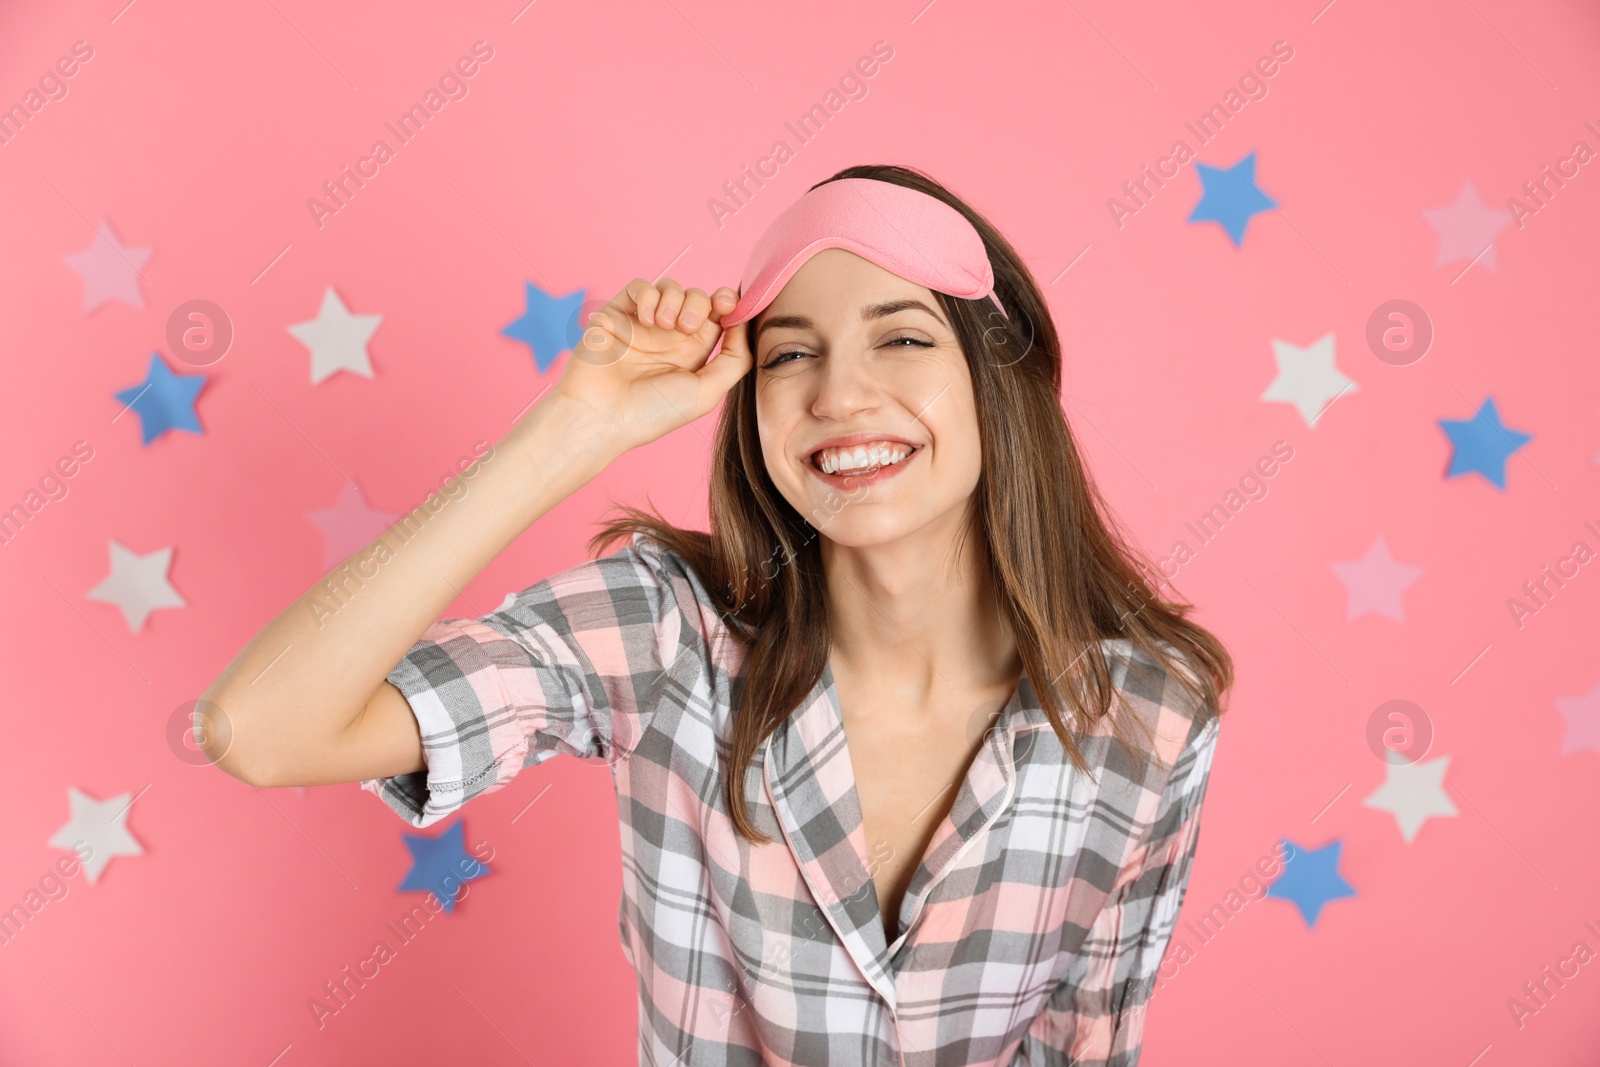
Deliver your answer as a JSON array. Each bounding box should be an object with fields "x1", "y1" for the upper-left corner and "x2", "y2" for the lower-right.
[
  {"x1": 861, "y1": 298, "x2": 942, "y2": 323},
  {"x1": 755, "y1": 299, "x2": 943, "y2": 346}
]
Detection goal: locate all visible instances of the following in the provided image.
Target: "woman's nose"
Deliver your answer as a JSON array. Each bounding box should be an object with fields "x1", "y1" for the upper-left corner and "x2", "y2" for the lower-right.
[{"x1": 810, "y1": 353, "x2": 879, "y2": 419}]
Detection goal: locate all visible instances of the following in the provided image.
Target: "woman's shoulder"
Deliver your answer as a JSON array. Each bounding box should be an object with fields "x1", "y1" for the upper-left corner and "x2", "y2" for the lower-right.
[
  {"x1": 1095, "y1": 635, "x2": 1220, "y2": 765},
  {"x1": 489, "y1": 530, "x2": 714, "y2": 646},
  {"x1": 605, "y1": 530, "x2": 737, "y2": 653},
  {"x1": 615, "y1": 530, "x2": 721, "y2": 608},
  {"x1": 607, "y1": 532, "x2": 757, "y2": 702},
  {"x1": 1096, "y1": 635, "x2": 1209, "y2": 701}
]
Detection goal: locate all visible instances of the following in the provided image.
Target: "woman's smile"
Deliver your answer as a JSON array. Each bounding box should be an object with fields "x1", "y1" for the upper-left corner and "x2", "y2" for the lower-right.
[{"x1": 805, "y1": 433, "x2": 925, "y2": 489}]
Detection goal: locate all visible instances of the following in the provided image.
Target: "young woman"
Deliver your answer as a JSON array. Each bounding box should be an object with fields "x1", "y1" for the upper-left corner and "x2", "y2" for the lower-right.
[{"x1": 202, "y1": 164, "x2": 1232, "y2": 1067}]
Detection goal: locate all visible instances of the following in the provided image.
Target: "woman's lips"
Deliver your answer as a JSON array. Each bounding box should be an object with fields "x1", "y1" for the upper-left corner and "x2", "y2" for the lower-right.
[{"x1": 806, "y1": 445, "x2": 921, "y2": 490}]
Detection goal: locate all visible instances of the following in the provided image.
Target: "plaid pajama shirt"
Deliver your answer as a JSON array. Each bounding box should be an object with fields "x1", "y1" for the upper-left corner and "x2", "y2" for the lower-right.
[{"x1": 362, "y1": 532, "x2": 1220, "y2": 1066}]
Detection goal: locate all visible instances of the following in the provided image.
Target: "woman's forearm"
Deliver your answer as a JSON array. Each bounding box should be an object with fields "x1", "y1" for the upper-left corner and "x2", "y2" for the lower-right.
[{"x1": 201, "y1": 392, "x2": 623, "y2": 785}]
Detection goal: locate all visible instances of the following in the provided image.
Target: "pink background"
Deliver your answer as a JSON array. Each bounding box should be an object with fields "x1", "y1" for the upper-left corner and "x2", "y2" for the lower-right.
[{"x1": 3, "y1": 0, "x2": 1599, "y2": 1063}]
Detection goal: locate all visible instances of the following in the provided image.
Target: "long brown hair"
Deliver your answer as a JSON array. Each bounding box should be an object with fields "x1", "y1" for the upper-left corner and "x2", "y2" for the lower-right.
[{"x1": 590, "y1": 163, "x2": 1232, "y2": 845}]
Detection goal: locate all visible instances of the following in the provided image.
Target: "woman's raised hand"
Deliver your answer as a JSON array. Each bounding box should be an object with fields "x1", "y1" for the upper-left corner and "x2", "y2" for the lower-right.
[
  {"x1": 550, "y1": 277, "x2": 754, "y2": 455},
  {"x1": 203, "y1": 278, "x2": 755, "y2": 791}
]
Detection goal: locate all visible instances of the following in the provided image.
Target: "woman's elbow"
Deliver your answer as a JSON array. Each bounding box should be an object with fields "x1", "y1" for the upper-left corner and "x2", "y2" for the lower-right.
[{"x1": 194, "y1": 691, "x2": 278, "y2": 787}]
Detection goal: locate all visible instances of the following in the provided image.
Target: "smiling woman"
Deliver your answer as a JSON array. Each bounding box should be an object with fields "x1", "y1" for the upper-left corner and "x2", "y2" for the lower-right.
[{"x1": 201, "y1": 163, "x2": 1233, "y2": 1067}]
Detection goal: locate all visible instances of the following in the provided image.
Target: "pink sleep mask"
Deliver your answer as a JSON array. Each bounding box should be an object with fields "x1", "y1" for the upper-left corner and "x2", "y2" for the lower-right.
[{"x1": 722, "y1": 177, "x2": 1005, "y2": 328}]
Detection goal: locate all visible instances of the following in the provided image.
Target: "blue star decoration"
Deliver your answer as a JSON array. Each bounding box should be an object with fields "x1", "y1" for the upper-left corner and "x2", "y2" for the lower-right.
[
  {"x1": 1187, "y1": 152, "x2": 1278, "y2": 247},
  {"x1": 1265, "y1": 838, "x2": 1356, "y2": 928},
  {"x1": 1439, "y1": 395, "x2": 1532, "y2": 491},
  {"x1": 501, "y1": 281, "x2": 587, "y2": 373},
  {"x1": 113, "y1": 352, "x2": 207, "y2": 446},
  {"x1": 397, "y1": 820, "x2": 490, "y2": 913}
]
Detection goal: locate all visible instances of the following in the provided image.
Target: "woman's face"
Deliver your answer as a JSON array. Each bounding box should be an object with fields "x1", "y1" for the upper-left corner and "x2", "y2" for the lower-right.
[{"x1": 753, "y1": 248, "x2": 983, "y2": 549}]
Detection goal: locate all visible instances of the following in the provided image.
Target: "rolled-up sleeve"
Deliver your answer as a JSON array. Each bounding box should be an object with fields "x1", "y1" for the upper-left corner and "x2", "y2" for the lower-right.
[
  {"x1": 1013, "y1": 711, "x2": 1221, "y2": 1066},
  {"x1": 361, "y1": 533, "x2": 691, "y2": 828}
]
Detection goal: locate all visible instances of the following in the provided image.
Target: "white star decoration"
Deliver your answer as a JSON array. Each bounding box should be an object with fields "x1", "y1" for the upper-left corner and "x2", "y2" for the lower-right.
[
  {"x1": 288, "y1": 287, "x2": 382, "y2": 384},
  {"x1": 86, "y1": 540, "x2": 186, "y2": 632},
  {"x1": 1261, "y1": 332, "x2": 1357, "y2": 428},
  {"x1": 1363, "y1": 755, "x2": 1458, "y2": 843},
  {"x1": 49, "y1": 787, "x2": 145, "y2": 883}
]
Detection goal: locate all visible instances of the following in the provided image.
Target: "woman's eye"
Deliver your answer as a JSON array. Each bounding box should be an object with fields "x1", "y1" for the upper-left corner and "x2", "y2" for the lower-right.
[{"x1": 763, "y1": 338, "x2": 930, "y2": 368}]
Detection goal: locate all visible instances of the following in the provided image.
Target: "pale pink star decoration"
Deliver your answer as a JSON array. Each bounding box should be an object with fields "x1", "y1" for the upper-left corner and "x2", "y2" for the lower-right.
[
  {"x1": 1331, "y1": 535, "x2": 1424, "y2": 623},
  {"x1": 1422, "y1": 180, "x2": 1511, "y2": 272},
  {"x1": 305, "y1": 482, "x2": 399, "y2": 571},
  {"x1": 1555, "y1": 679, "x2": 1600, "y2": 758},
  {"x1": 61, "y1": 219, "x2": 154, "y2": 313}
]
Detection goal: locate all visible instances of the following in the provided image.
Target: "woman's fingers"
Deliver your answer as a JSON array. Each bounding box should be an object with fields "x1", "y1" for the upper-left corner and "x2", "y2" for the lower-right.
[
  {"x1": 696, "y1": 319, "x2": 754, "y2": 404},
  {"x1": 617, "y1": 279, "x2": 739, "y2": 348},
  {"x1": 654, "y1": 277, "x2": 685, "y2": 328},
  {"x1": 682, "y1": 287, "x2": 740, "y2": 351},
  {"x1": 677, "y1": 287, "x2": 712, "y2": 332},
  {"x1": 624, "y1": 278, "x2": 659, "y2": 326}
]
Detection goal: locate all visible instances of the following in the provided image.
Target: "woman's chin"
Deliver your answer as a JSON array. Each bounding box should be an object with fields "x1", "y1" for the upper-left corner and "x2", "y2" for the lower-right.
[{"x1": 810, "y1": 512, "x2": 932, "y2": 551}]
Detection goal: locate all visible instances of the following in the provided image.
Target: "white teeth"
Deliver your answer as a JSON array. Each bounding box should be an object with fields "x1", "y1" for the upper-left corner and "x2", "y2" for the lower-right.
[{"x1": 815, "y1": 442, "x2": 912, "y2": 474}]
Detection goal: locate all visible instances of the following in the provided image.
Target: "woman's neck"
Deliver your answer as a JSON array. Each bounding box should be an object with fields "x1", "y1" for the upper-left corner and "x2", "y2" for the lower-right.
[{"x1": 820, "y1": 517, "x2": 1021, "y2": 709}]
